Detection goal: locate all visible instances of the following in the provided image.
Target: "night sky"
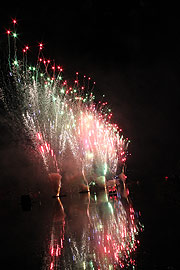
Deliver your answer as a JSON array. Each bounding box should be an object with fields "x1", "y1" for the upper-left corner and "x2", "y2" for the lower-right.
[{"x1": 0, "y1": 0, "x2": 180, "y2": 179}]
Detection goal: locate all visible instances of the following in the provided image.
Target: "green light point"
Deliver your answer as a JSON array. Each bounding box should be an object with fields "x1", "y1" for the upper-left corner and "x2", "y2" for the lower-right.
[
  {"x1": 13, "y1": 60, "x2": 18, "y2": 66},
  {"x1": 12, "y1": 32, "x2": 17, "y2": 38}
]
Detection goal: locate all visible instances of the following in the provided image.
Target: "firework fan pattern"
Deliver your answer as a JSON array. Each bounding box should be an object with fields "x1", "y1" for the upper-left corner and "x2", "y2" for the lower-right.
[{"x1": 0, "y1": 19, "x2": 130, "y2": 185}]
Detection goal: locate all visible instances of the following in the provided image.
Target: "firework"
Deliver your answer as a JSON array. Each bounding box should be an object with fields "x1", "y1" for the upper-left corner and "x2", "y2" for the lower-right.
[{"x1": 0, "y1": 19, "x2": 130, "y2": 187}]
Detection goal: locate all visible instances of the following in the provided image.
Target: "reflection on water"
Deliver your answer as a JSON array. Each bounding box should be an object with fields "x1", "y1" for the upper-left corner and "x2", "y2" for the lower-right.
[{"x1": 42, "y1": 191, "x2": 143, "y2": 270}]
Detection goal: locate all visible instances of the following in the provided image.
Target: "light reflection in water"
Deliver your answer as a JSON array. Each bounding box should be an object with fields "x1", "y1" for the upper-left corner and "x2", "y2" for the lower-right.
[{"x1": 42, "y1": 192, "x2": 142, "y2": 270}]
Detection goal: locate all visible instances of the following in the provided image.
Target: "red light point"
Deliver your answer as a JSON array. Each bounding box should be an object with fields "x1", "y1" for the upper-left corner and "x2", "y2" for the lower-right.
[
  {"x1": 39, "y1": 43, "x2": 43, "y2": 50},
  {"x1": 12, "y1": 19, "x2": 17, "y2": 24},
  {"x1": 52, "y1": 66, "x2": 55, "y2": 70},
  {"x1": 6, "y1": 30, "x2": 11, "y2": 35},
  {"x1": 47, "y1": 60, "x2": 50, "y2": 64},
  {"x1": 25, "y1": 46, "x2": 29, "y2": 50}
]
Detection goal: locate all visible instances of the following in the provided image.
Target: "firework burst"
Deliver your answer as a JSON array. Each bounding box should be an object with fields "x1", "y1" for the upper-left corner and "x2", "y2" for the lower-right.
[{"x1": 0, "y1": 19, "x2": 130, "y2": 187}]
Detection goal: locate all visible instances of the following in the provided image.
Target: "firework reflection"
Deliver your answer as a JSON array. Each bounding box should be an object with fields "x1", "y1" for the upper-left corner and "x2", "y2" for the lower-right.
[{"x1": 43, "y1": 191, "x2": 142, "y2": 269}]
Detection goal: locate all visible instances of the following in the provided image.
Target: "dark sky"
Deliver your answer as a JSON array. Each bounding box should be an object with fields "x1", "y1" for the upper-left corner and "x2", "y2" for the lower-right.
[{"x1": 0, "y1": 1, "x2": 180, "y2": 178}]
